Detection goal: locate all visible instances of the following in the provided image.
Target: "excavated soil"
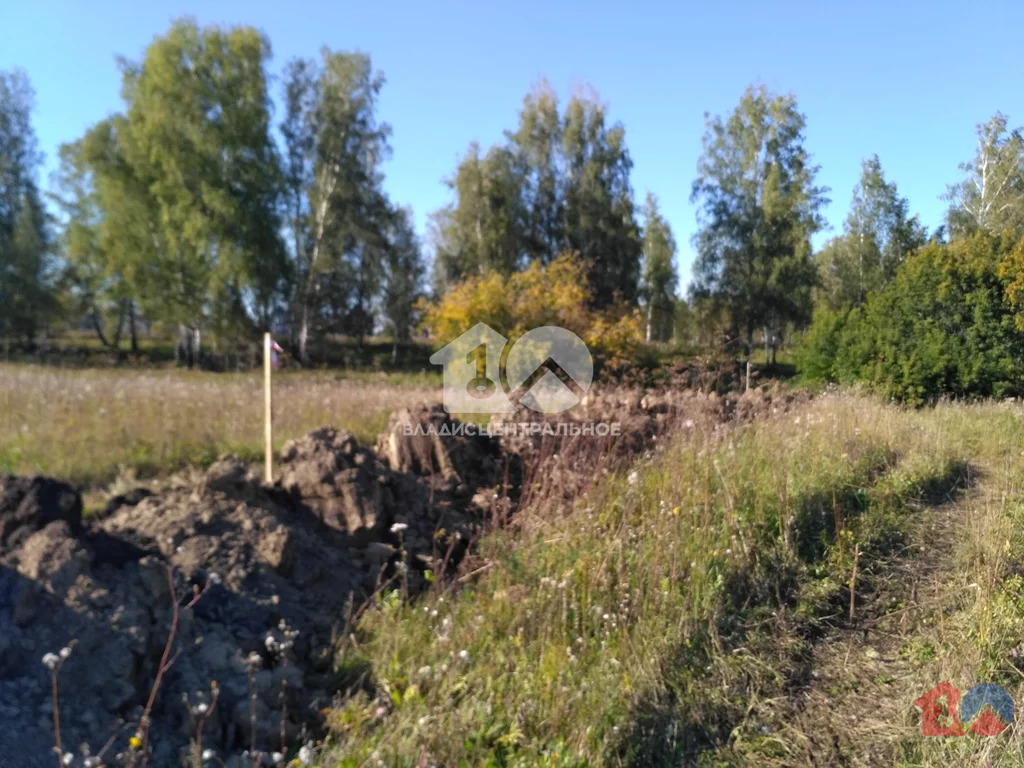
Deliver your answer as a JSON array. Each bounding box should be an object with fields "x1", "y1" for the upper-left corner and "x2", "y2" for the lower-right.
[{"x1": 0, "y1": 383, "x2": 809, "y2": 767}]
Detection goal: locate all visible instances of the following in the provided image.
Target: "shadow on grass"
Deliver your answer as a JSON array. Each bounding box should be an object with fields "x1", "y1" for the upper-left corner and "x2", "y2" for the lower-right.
[{"x1": 612, "y1": 457, "x2": 974, "y2": 767}]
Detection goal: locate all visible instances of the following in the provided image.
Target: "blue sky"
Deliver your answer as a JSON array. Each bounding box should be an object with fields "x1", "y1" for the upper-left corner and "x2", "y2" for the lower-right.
[{"x1": 2, "y1": 0, "x2": 1021, "y2": 287}]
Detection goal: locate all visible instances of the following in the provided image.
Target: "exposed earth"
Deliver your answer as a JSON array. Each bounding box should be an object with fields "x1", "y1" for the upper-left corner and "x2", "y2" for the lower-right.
[{"x1": 0, "y1": 382, "x2": 808, "y2": 767}]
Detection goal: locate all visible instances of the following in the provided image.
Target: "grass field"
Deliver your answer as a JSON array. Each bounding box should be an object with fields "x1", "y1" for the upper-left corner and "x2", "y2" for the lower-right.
[
  {"x1": 327, "y1": 394, "x2": 1024, "y2": 767},
  {"x1": 0, "y1": 364, "x2": 440, "y2": 487}
]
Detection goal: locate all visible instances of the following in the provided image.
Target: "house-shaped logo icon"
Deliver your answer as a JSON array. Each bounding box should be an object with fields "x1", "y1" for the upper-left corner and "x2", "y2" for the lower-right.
[
  {"x1": 914, "y1": 681, "x2": 966, "y2": 736},
  {"x1": 429, "y1": 323, "x2": 594, "y2": 414},
  {"x1": 429, "y1": 322, "x2": 516, "y2": 414}
]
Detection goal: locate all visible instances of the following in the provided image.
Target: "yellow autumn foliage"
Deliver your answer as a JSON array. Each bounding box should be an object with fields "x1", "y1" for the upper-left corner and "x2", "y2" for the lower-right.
[{"x1": 419, "y1": 253, "x2": 642, "y2": 365}]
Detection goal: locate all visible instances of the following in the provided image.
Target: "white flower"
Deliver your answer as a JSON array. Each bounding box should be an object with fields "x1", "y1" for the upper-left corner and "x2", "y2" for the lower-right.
[
  {"x1": 458, "y1": 649, "x2": 471, "y2": 662},
  {"x1": 271, "y1": 752, "x2": 284, "y2": 764},
  {"x1": 59, "y1": 646, "x2": 72, "y2": 660},
  {"x1": 298, "y1": 743, "x2": 315, "y2": 764},
  {"x1": 207, "y1": 571, "x2": 222, "y2": 585},
  {"x1": 627, "y1": 470, "x2": 639, "y2": 486},
  {"x1": 194, "y1": 701, "x2": 209, "y2": 715},
  {"x1": 390, "y1": 522, "x2": 408, "y2": 534},
  {"x1": 42, "y1": 653, "x2": 60, "y2": 670},
  {"x1": 62, "y1": 753, "x2": 73, "y2": 766},
  {"x1": 201, "y1": 748, "x2": 216, "y2": 762}
]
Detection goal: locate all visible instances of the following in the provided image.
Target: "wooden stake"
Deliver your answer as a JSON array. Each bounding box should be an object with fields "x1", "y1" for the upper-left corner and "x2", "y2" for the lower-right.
[
  {"x1": 263, "y1": 332, "x2": 273, "y2": 484},
  {"x1": 849, "y1": 542, "x2": 860, "y2": 624},
  {"x1": 745, "y1": 360, "x2": 751, "y2": 392}
]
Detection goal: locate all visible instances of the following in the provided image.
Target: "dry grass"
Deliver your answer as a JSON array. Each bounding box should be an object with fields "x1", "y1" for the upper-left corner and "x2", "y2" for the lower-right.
[
  {"x1": 0, "y1": 364, "x2": 439, "y2": 487},
  {"x1": 324, "y1": 394, "x2": 1024, "y2": 767}
]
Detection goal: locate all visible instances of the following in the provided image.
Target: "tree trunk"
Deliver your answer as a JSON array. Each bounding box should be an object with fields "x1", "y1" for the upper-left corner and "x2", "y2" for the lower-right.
[
  {"x1": 129, "y1": 300, "x2": 139, "y2": 354},
  {"x1": 177, "y1": 324, "x2": 200, "y2": 368},
  {"x1": 90, "y1": 308, "x2": 110, "y2": 348},
  {"x1": 111, "y1": 301, "x2": 127, "y2": 351},
  {"x1": 298, "y1": 304, "x2": 310, "y2": 366}
]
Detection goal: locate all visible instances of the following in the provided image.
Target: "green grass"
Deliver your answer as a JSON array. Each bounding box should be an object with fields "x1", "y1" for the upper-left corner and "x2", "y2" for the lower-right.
[
  {"x1": 0, "y1": 364, "x2": 439, "y2": 487},
  {"x1": 325, "y1": 394, "x2": 996, "y2": 767},
  {"x1": 7, "y1": 330, "x2": 439, "y2": 372}
]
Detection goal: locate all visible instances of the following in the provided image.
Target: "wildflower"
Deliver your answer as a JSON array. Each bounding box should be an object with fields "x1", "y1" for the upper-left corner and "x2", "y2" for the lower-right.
[
  {"x1": 207, "y1": 571, "x2": 222, "y2": 585},
  {"x1": 270, "y1": 752, "x2": 284, "y2": 764},
  {"x1": 627, "y1": 470, "x2": 639, "y2": 486},
  {"x1": 194, "y1": 701, "x2": 209, "y2": 716},
  {"x1": 390, "y1": 522, "x2": 408, "y2": 534},
  {"x1": 458, "y1": 649, "x2": 470, "y2": 662},
  {"x1": 297, "y1": 743, "x2": 315, "y2": 764},
  {"x1": 246, "y1": 651, "x2": 263, "y2": 669},
  {"x1": 129, "y1": 734, "x2": 143, "y2": 750},
  {"x1": 63, "y1": 753, "x2": 73, "y2": 766},
  {"x1": 201, "y1": 748, "x2": 216, "y2": 762},
  {"x1": 42, "y1": 652, "x2": 60, "y2": 670},
  {"x1": 59, "y1": 646, "x2": 72, "y2": 660}
]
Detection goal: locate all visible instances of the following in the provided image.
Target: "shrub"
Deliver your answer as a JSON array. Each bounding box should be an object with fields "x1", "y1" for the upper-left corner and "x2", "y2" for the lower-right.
[
  {"x1": 419, "y1": 253, "x2": 643, "y2": 364},
  {"x1": 795, "y1": 305, "x2": 848, "y2": 382},
  {"x1": 799, "y1": 232, "x2": 1024, "y2": 403}
]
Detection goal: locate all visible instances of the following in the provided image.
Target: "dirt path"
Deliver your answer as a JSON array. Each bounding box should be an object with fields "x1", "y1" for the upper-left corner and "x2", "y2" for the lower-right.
[{"x1": 769, "y1": 462, "x2": 1006, "y2": 767}]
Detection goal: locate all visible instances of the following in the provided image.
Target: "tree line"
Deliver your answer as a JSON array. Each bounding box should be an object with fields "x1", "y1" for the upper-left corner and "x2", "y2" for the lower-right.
[
  {"x1": 1, "y1": 17, "x2": 1020, "y2": 384},
  {"x1": 2, "y1": 21, "x2": 426, "y2": 366}
]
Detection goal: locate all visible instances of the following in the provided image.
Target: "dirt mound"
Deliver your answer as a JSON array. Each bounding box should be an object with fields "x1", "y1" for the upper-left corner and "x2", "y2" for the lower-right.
[
  {"x1": 279, "y1": 427, "x2": 407, "y2": 542},
  {"x1": 0, "y1": 383, "x2": 809, "y2": 766},
  {"x1": 0, "y1": 410, "x2": 516, "y2": 766},
  {"x1": 496, "y1": 382, "x2": 810, "y2": 510},
  {"x1": 375, "y1": 404, "x2": 517, "y2": 497},
  {"x1": 0, "y1": 474, "x2": 82, "y2": 552}
]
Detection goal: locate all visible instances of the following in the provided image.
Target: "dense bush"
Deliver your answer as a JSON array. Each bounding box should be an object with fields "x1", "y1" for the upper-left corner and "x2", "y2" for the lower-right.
[
  {"x1": 419, "y1": 253, "x2": 644, "y2": 366},
  {"x1": 797, "y1": 233, "x2": 1024, "y2": 403}
]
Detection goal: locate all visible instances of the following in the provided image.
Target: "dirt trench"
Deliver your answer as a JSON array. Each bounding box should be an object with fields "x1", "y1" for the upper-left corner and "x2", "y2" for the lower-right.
[{"x1": 0, "y1": 383, "x2": 806, "y2": 767}]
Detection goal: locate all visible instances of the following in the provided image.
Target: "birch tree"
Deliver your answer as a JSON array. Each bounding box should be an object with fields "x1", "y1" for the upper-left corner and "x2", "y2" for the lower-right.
[
  {"x1": 281, "y1": 49, "x2": 390, "y2": 362},
  {"x1": 946, "y1": 113, "x2": 1024, "y2": 238}
]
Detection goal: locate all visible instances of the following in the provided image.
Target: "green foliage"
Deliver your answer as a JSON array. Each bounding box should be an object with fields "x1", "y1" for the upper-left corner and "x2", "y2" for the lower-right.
[
  {"x1": 281, "y1": 48, "x2": 397, "y2": 356},
  {"x1": 945, "y1": 113, "x2": 1024, "y2": 238},
  {"x1": 816, "y1": 155, "x2": 927, "y2": 310},
  {"x1": 794, "y1": 305, "x2": 848, "y2": 383},
  {"x1": 325, "y1": 397, "x2": 968, "y2": 766},
  {"x1": 640, "y1": 193, "x2": 678, "y2": 342},
  {"x1": 691, "y1": 86, "x2": 828, "y2": 354},
  {"x1": 432, "y1": 82, "x2": 643, "y2": 309},
  {"x1": 382, "y1": 207, "x2": 425, "y2": 342},
  {"x1": 800, "y1": 232, "x2": 1024, "y2": 403},
  {"x1": 118, "y1": 20, "x2": 287, "y2": 337},
  {"x1": 0, "y1": 69, "x2": 54, "y2": 343}
]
